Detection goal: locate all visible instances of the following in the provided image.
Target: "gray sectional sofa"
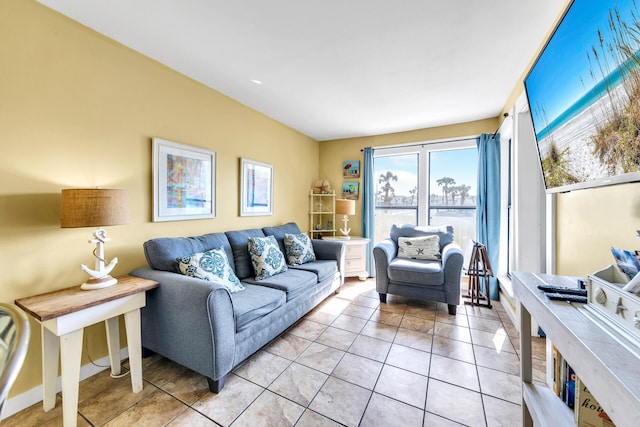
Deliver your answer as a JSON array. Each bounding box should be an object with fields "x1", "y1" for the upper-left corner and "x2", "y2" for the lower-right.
[{"x1": 130, "y1": 222, "x2": 344, "y2": 393}]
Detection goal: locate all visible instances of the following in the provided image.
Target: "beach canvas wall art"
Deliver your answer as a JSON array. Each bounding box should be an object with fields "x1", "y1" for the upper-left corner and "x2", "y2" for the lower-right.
[
  {"x1": 525, "y1": 0, "x2": 640, "y2": 193},
  {"x1": 240, "y1": 158, "x2": 274, "y2": 216},
  {"x1": 343, "y1": 160, "x2": 360, "y2": 178},
  {"x1": 152, "y1": 138, "x2": 216, "y2": 221}
]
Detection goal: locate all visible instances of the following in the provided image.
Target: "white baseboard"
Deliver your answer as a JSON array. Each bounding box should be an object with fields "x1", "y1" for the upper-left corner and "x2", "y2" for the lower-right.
[
  {"x1": 1, "y1": 347, "x2": 129, "y2": 420},
  {"x1": 498, "y1": 274, "x2": 518, "y2": 327},
  {"x1": 497, "y1": 274, "x2": 540, "y2": 337}
]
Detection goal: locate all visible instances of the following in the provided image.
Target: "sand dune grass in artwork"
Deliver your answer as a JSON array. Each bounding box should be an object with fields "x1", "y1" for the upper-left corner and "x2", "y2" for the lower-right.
[
  {"x1": 542, "y1": 141, "x2": 579, "y2": 188},
  {"x1": 590, "y1": 1, "x2": 640, "y2": 174},
  {"x1": 537, "y1": 0, "x2": 640, "y2": 188}
]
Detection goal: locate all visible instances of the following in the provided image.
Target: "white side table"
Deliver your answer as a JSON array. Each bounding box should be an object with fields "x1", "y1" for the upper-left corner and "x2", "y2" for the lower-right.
[
  {"x1": 323, "y1": 236, "x2": 370, "y2": 280},
  {"x1": 15, "y1": 275, "x2": 158, "y2": 427}
]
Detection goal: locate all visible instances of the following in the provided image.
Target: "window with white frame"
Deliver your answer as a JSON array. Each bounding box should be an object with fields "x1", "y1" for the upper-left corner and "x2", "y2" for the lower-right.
[{"x1": 373, "y1": 138, "x2": 478, "y2": 257}]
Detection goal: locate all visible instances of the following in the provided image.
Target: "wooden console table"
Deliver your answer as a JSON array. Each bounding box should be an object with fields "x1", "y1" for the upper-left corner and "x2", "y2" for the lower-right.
[
  {"x1": 15, "y1": 275, "x2": 158, "y2": 427},
  {"x1": 513, "y1": 271, "x2": 640, "y2": 427}
]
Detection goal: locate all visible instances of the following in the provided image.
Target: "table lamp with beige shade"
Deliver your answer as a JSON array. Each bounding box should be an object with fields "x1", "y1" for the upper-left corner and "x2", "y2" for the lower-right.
[
  {"x1": 335, "y1": 198, "x2": 356, "y2": 239},
  {"x1": 61, "y1": 188, "x2": 129, "y2": 290}
]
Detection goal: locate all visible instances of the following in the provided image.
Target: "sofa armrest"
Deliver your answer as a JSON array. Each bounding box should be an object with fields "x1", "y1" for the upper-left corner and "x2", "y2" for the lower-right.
[
  {"x1": 440, "y1": 242, "x2": 464, "y2": 304},
  {"x1": 441, "y1": 242, "x2": 463, "y2": 267},
  {"x1": 129, "y1": 267, "x2": 236, "y2": 381},
  {"x1": 373, "y1": 239, "x2": 397, "y2": 293},
  {"x1": 312, "y1": 239, "x2": 345, "y2": 281}
]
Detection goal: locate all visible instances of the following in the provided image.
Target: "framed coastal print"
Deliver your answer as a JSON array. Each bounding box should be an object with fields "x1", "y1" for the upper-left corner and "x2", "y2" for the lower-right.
[
  {"x1": 240, "y1": 158, "x2": 273, "y2": 216},
  {"x1": 152, "y1": 137, "x2": 216, "y2": 222},
  {"x1": 342, "y1": 182, "x2": 359, "y2": 200},
  {"x1": 343, "y1": 160, "x2": 360, "y2": 178}
]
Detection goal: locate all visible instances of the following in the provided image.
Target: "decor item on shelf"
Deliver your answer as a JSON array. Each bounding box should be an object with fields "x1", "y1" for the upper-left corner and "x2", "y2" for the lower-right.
[
  {"x1": 152, "y1": 138, "x2": 216, "y2": 222},
  {"x1": 342, "y1": 182, "x2": 359, "y2": 200},
  {"x1": 61, "y1": 188, "x2": 129, "y2": 290},
  {"x1": 312, "y1": 180, "x2": 331, "y2": 194},
  {"x1": 335, "y1": 198, "x2": 356, "y2": 239},
  {"x1": 343, "y1": 161, "x2": 360, "y2": 178}
]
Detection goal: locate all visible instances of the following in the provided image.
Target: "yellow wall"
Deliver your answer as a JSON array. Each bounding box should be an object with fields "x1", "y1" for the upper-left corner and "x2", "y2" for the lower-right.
[
  {"x1": 318, "y1": 118, "x2": 498, "y2": 237},
  {"x1": 0, "y1": 0, "x2": 319, "y2": 396},
  {"x1": 555, "y1": 184, "x2": 640, "y2": 276}
]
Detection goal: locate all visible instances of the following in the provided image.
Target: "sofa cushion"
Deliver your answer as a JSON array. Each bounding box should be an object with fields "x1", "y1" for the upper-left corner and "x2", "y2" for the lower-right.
[
  {"x1": 144, "y1": 232, "x2": 232, "y2": 274},
  {"x1": 388, "y1": 257, "x2": 444, "y2": 286},
  {"x1": 248, "y1": 235, "x2": 288, "y2": 280},
  {"x1": 284, "y1": 233, "x2": 316, "y2": 265},
  {"x1": 231, "y1": 284, "x2": 286, "y2": 332},
  {"x1": 262, "y1": 222, "x2": 302, "y2": 255},
  {"x1": 390, "y1": 224, "x2": 453, "y2": 251},
  {"x1": 290, "y1": 260, "x2": 338, "y2": 283},
  {"x1": 243, "y1": 269, "x2": 317, "y2": 301},
  {"x1": 397, "y1": 235, "x2": 441, "y2": 261},
  {"x1": 225, "y1": 229, "x2": 266, "y2": 280},
  {"x1": 176, "y1": 247, "x2": 245, "y2": 293}
]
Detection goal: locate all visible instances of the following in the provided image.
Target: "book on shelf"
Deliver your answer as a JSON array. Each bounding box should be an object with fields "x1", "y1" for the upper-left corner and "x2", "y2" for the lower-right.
[
  {"x1": 559, "y1": 355, "x2": 567, "y2": 401},
  {"x1": 574, "y1": 377, "x2": 615, "y2": 427},
  {"x1": 551, "y1": 344, "x2": 560, "y2": 395},
  {"x1": 565, "y1": 365, "x2": 575, "y2": 409}
]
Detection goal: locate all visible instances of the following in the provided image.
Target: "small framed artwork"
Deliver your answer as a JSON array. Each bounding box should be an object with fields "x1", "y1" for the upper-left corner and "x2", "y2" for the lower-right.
[
  {"x1": 342, "y1": 182, "x2": 359, "y2": 200},
  {"x1": 240, "y1": 158, "x2": 274, "y2": 216},
  {"x1": 343, "y1": 160, "x2": 360, "y2": 178},
  {"x1": 152, "y1": 138, "x2": 216, "y2": 222}
]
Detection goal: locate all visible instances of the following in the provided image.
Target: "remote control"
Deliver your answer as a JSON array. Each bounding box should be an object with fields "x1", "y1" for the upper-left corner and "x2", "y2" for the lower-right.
[
  {"x1": 537, "y1": 285, "x2": 587, "y2": 296},
  {"x1": 545, "y1": 292, "x2": 588, "y2": 303}
]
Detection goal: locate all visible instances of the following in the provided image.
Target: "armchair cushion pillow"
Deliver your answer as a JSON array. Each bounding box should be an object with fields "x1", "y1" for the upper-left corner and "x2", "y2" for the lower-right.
[
  {"x1": 390, "y1": 224, "x2": 453, "y2": 251},
  {"x1": 284, "y1": 233, "x2": 316, "y2": 265},
  {"x1": 177, "y1": 247, "x2": 245, "y2": 293},
  {"x1": 248, "y1": 235, "x2": 288, "y2": 280},
  {"x1": 397, "y1": 235, "x2": 441, "y2": 261}
]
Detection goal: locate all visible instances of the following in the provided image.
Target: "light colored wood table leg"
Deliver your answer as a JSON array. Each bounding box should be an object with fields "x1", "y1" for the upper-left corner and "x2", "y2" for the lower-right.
[
  {"x1": 520, "y1": 303, "x2": 533, "y2": 427},
  {"x1": 41, "y1": 326, "x2": 59, "y2": 412},
  {"x1": 105, "y1": 317, "x2": 121, "y2": 376},
  {"x1": 124, "y1": 309, "x2": 143, "y2": 392},
  {"x1": 59, "y1": 329, "x2": 83, "y2": 427}
]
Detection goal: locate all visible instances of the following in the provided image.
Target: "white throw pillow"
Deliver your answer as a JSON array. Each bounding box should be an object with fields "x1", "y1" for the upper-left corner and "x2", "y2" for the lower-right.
[
  {"x1": 284, "y1": 233, "x2": 316, "y2": 265},
  {"x1": 177, "y1": 247, "x2": 245, "y2": 293},
  {"x1": 397, "y1": 235, "x2": 441, "y2": 261},
  {"x1": 248, "y1": 235, "x2": 288, "y2": 280}
]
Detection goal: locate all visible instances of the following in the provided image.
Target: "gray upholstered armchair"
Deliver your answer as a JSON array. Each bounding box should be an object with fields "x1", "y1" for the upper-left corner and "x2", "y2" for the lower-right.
[{"x1": 373, "y1": 224, "x2": 464, "y2": 315}]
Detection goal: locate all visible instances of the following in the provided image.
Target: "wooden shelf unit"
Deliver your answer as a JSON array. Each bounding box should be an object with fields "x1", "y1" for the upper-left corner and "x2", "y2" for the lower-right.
[
  {"x1": 309, "y1": 190, "x2": 336, "y2": 239},
  {"x1": 513, "y1": 271, "x2": 640, "y2": 427}
]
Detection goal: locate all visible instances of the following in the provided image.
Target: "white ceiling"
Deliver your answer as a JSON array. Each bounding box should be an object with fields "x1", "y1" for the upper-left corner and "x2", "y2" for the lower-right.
[{"x1": 37, "y1": 0, "x2": 567, "y2": 141}]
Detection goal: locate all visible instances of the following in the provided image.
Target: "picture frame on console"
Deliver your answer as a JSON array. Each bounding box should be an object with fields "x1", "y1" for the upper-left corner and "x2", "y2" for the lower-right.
[
  {"x1": 152, "y1": 137, "x2": 216, "y2": 222},
  {"x1": 240, "y1": 157, "x2": 273, "y2": 216}
]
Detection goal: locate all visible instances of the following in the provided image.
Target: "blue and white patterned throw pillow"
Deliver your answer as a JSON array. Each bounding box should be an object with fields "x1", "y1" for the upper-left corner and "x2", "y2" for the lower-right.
[
  {"x1": 248, "y1": 235, "x2": 288, "y2": 280},
  {"x1": 177, "y1": 247, "x2": 245, "y2": 293},
  {"x1": 284, "y1": 233, "x2": 316, "y2": 265}
]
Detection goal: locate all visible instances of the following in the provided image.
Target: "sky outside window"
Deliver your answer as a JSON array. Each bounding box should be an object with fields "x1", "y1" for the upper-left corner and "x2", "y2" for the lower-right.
[{"x1": 374, "y1": 148, "x2": 477, "y2": 202}]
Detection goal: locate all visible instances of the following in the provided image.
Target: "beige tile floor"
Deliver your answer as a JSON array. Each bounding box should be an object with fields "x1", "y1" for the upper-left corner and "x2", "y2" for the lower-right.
[{"x1": 4, "y1": 278, "x2": 546, "y2": 427}]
